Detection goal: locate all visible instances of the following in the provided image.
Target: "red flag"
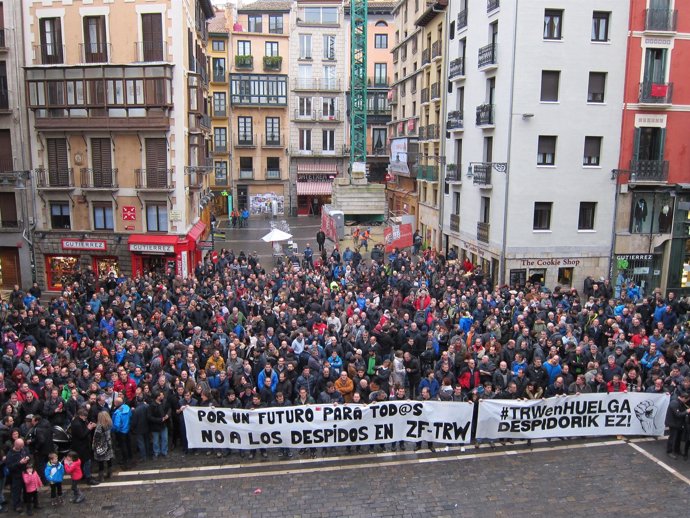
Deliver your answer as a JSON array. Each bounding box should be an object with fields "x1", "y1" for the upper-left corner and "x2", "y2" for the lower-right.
[{"x1": 650, "y1": 84, "x2": 668, "y2": 98}]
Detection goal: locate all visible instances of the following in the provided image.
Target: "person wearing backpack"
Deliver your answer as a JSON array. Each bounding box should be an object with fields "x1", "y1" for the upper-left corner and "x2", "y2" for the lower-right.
[{"x1": 92, "y1": 411, "x2": 114, "y2": 482}]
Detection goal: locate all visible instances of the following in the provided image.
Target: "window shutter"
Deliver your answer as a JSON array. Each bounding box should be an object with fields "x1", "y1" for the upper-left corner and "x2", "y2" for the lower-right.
[
  {"x1": 0, "y1": 193, "x2": 17, "y2": 226},
  {"x1": 91, "y1": 138, "x2": 111, "y2": 186},
  {"x1": 47, "y1": 138, "x2": 68, "y2": 185},
  {"x1": 142, "y1": 14, "x2": 163, "y2": 61},
  {"x1": 146, "y1": 138, "x2": 167, "y2": 188},
  {"x1": 632, "y1": 128, "x2": 641, "y2": 161}
]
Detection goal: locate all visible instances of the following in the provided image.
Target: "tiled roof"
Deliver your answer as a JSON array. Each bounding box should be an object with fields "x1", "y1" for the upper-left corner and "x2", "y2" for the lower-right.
[
  {"x1": 208, "y1": 10, "x2": 228, "y2": 34},
  {"x1": 239, "y1": 1, "x2": 292, "y2": 12}
]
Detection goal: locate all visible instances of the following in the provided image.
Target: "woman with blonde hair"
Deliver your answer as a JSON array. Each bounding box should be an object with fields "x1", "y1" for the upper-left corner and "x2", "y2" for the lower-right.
[{"x1": 93, "y1": 411, "x2": 114, "y2": 481}]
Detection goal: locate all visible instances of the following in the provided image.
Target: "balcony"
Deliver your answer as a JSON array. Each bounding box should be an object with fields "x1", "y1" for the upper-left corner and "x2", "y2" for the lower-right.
[
  {"x1": 79, "y1": 43, "x2": 111, "y2": 64},
  {"x1": 417, "y1": 165, "x2": 439, "y2": 182},
  {"x1": 199, "y1": 114, "x2": 211, "y2": 130},
  {"x1": 431, "y1": 83, "x2": 440, "y2": 101},
  {"x1": 367, "y1": 144, "x2": 388, "y2": 157},
  {"x1": 263, "y1": 134, "x2": 284, "y2": 148},
  {"x1": 645, "y1": 8, "x2": 677, "y2": 32},
  {"x1": 476, "y1": 104, "x2": 495, "y2": 127},
  {"x1": 265, "y1": 169, "x2": 281, "y2": 180},
  {"x1": 289, "y1": 145, "x2": 348, "y2": 157},
  {"x1": 186, "y1": 170, "x2": 204, "y2": 190},
  {"x1": 263, "y1": 56, "x2": 283, "y2": 72},
  {"x1": 213, "y1": 143, "x2": 228, "y2": 155},
  {"x1": 294, "y1": 109, "x2": 316, "y2": 121},
  {"x1": 212, "y1": 70, "x2": 227, "y2": 83},
  {"x1": 639, "y1": 82, "x2": 673, "y2": 106},
  {"x1": 449, "y1": 57, "x2": 465, "y2": 80},
  {"x1": 239, "y1": 169, "x2": 254, "y2": 180},
  {"x1": 426, "y1": 124, "x2": 439, "y2": 140},
  {"x1": 185, "y1": 158, "x2": 213, "y2": 177},
  {"x1": 213, "y1": 108, "x2": 227, "y2": 118},
  {"x1": 422, "y1": 48, "x2": 431, "y2": 67},
  {"x1": 293, "y1": 78, "x2": 341, "y2": 91},
  {"x1": 457, "y1": 10, "x2": 468, "y2": 30},
  {"x1": 629, "y1": 159, "x2": 669, "y2": 183},
  {"x1": 25, "y1": 64, "x2": 173, "y2": 130},
  {"x1": 316, "y1": 110, "x2": 342, "y2": 121},
  {"x1": 35, "y1": 168, "x2": 75, "y2": 190},
  {"x1": 32, "y1": 44, "x2": 65, "y2": 65},
  {"x1": 487, "y1": 0, "x2": 500, "y2": 12},
  {"x1": 446, "y1": 167, "x2": 462, "y2": 183},
  {"x1": 135, "y1": 168, "x2": 174, "y2": 190},
  {"x1": 388, "y1": 89, "x2": 398, "y2": 105},
  {"x1": 236, "y1": 134, "x2": 256, "y2": 148},
  {"x1": 0, "y1": 29, "x2": 8, "y2": 51},
  {"x1": 477, "y1": 221, "x2": 490, "y2": 243},
  {"x1": 235, "y1": 55, "x2": 253, "y2": 70},
  {"x1": 450, "y1": 213, "x2": 460, "y2": 233},
  {"x1": 431, "y1": 41, "x2": 442, "y2": 61},
  {"x1": 193, "y1": 59, "x2": 209, "y2": 86},
  {"x1": 0, "y1": 159, "x2": 13, "y2": 174},
  {"x1": 418, "y1": 125, "x2": 427, "y2": 141},
  {"x1": 478, "y1": 43, "x2": 497, "y2": 69},
  {"x1": 80, "y1": 168, "x2": 118, "y2": 190},
  {"x1": 447, "y1": 111, "x2": 464, "y2": 131},
  {"x1": 421, "y1": 88, "x2": 430, "y2": 104},
  {"x1": 472, "y1": 164, "x2": 492, "y2": 186},
  {"x1": 230, "y1": 75, "x2": 288, "y2": 105},
  {"x1": 368, "y1": 77, "x2": 390, "y2": 88},
  {"x1": 134, "y1": 41, "x2": 169, "y2": 62}
]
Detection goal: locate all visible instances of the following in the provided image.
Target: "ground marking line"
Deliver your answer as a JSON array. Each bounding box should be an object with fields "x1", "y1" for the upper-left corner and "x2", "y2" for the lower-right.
[
  {"x1": 626, "y1": 441, "x2": 690, "y2": 488},
  {"x1": 99, "y1": 440, "x2": 622, "y2": 488}
]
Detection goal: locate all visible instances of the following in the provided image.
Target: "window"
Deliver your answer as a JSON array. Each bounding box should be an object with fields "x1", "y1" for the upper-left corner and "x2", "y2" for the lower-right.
[
  {"x1": 147, "y1": 204, "x2": 168, "y2": 232},
  {"x1": 540, "y1": 70, "x2": 560, "y2": 102},
  {"x1": 214, "y1": 161, "x2": 228, "y2": 185},
  {"x1": 46, "y1": 138, "x2": 68, "y2": 186},
  {"x1": 83, "y1": 16, "x2": 108, "y2": 63},
  {"x1": 212, "y1": 40, "x2": 225, "y2": 52},
  {"x1": 587, "y1": 72, "x2": 606, "y2": 102},
  {"x1": 592, "y1": 11, "x2": 610, "y2": 42},
  {"x1": 237, "y1": 40, "x2": 251, "y2": 56},
  {"x1": 50, "y1": 202, "x2": 70, "y2": 229},
  {"x1": 375, "y1": 21, "x2": 388, "y2": 27},
  {"x1": 213, "y1": 92, "x2": 226, "y2": 116},
  {"x1": 265, "y1": 42, "x2": 279, "y2": 57},
  {"x1": 480, "y1": 196, "x2": 490, "y2": 223},
  {"x1": 322, "y1": 97, "x2": 337, "y2": 117},
  {"x1": 322, "y1": 130, "x2": 335, "y2": 152},
  {"x1": 90, "y1": 138, "x2": 112, "y2": 187},
  {"x1": 214, "y1": 127, "x2": 227, "y2": 151},
  {"x1": 299, "y1": 34, "x2": 312, "y2": 59},
  {"x1": 375, "y1": 34, "x2": 388, "y2": 49},
  {"x1": 265, "y1": 117, "x2": 280, "y2": 144},
  {"x1": 583, "y1": 136, "x2": 602, "y2": 166},
  {"x1": 39, "y1": 17, "x2": 64, "y2": 64},
  {"x1": 323, "y1": 35, "x2": 336, "y2": 60},
  {"x1": 557, "y1": 267, "x2": 574, "y2": 286},
  {"x1": 533, "y1": 202, "x2": 552, "y2": 230},
  {"x1": 537, "y1": 136, "x2": 557, "y2": 165},
  {"x1": 299, "y1": 97, "x2": 313, "y2": 117},
  {"x1": 643, "y1": 48, "x2": 667, "y2": 84},
  {"x1": 372, "y1": 128, "x2": 387, "y2": 152},
  {"x1": 141, "y1": 13, "x2": 164, "y2": 61},
  {"x1": 212, "y1": 58, "x2": 226, "y2": 82},
  {"x1": 544, "y1": 9, "x2": 563, "y2": 40},
  {"x1": 93, "y1": 203, "x2": 114, "y2": 230},
  {"x1": 238, "y1": 117, "x2": 253, "y2": 144},
  {"x1": 303, "y1": 7, "x2": 338, "y2": 25},
  {"x1": 269, "y1": 15, "x2": 283, "y2": 34},
  {"x1": 239, "y1": 157, "x2": 253, "y2": 178},
  {"x1": 247, "y1": 15, "x2": 262, "y2": 33},
  {"x1": 267, "y1": 157, "x2": 280, "y2": 177},
  {"x1": 323, "y1": 65, "x2": 336, "y2": 89},
  {"x1": 299, "y1": 129, "x2": 312, "y2": 151},
  {"x1": 631, "y1": 192, "x2": 674, "y2": 234},
  {"x1": 578, "y1": 202, "x2": 596, "y2": 230},
  {"x1": 0, "y1": 62, "x2": 7, "y2": 110},
  {"x1": 635, "y1": 127, "x2": 665, "y2": 161},
  {"x1": 374, "y1": 63, "x2": 387, "y2": 86}
]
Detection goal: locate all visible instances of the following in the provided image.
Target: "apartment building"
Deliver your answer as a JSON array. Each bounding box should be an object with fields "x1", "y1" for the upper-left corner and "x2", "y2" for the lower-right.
[
  {"x1": 23, "y1": 0, "x2": 214, "y2": 291},
  {"x1": 0, "y1": 1, "x2": 34, "y2": 289},
  {"x1": 344, "y1": 1, "x2": 394, "y2": 184},
  {"x1": 289, "y1": 0, "x2": 348, "y2": 216},
  {"x1": 613, "y1": 0, "x2": 690, "y2": 295},
  {"x1": 208, "y1": 9, "x2": 230, "y2": 216},
  {"x1": 386, "y1": 0, "x2": 425, "y2": 223},
  {"x1": 442, "y1": 0, "x2": 628, "y2": 289},
  {"x1": 229, "y1": 1, "x2": 291, "y2": 216},
  {"x1": 416, "y1": 0, "x2": 447, "y2": 249}
]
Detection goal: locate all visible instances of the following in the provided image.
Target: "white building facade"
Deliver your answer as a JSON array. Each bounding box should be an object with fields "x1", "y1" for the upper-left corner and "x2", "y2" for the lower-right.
[{"x1": 442, "y1": 0, "x2": 629, "y2": 290}]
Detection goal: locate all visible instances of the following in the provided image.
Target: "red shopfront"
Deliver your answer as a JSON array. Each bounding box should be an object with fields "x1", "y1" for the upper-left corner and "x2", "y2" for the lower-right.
[{"x1": 128, "y1": 221, "x2": 206, "y2": 278}]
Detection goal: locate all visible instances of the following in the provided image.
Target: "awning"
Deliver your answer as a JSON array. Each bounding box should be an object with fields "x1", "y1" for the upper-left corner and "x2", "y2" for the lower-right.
[
  {"x1": 297, "y1": 160, "x2": 338, "y2": 174},
  {"x1": 186, "y1": 220, "x2": 206, "y2": 243},
  {"x1": 297, "y1": 181, "x2": 332, "y2": 196}
]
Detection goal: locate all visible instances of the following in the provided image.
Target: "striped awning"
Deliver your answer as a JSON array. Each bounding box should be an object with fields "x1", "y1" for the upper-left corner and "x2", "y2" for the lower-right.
[
  {"x1": 296, "y1": 160, "x2": 338, "y2": 174},
  {"x1": 296, "y1": 181, "x2": 332, "y2": 196}
]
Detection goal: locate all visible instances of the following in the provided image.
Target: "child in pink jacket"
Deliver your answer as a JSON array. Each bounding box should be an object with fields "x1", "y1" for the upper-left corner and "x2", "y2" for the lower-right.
[
  {"x1": 63, "y1": 451, "x2": 85, "y2": 504},
  {"x1": 22, "y1": 464, "x2": 43, "y2": 515}
]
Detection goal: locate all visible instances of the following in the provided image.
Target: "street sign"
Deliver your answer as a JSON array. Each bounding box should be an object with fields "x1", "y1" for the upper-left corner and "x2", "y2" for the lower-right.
[{"x1": 198, "y1": 240, "x2": 214, "y2": 250}]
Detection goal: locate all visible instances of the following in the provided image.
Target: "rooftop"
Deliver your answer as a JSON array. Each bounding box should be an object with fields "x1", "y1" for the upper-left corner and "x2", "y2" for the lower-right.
[
  {"x1": 239, "y1": 0, "x2": 292, "y2": 12},
  {"x1": 208, "y1": 10, "x2": 229, "y2": 34}
]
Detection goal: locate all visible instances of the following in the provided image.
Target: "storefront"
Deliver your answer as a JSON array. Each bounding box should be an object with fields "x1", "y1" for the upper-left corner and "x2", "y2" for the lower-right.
[
  {"x1": 128, "y1": 220, "x2": 206, "y2": 278},
  {"x1": 295, "y1": 161, "x2": 337, "y2": 216},
  {"x1": 612, "y1": 253, "x2": 662, "y2": 299},
  {"x1": 44, "y1": 239, "x2": 113, "y2": 291},
  {"x1": 506, "y1": 256, "x2": 607, "y2": 291},
  {"x1": 0, "y1": 247, "x2": 21, "y2": 290}
]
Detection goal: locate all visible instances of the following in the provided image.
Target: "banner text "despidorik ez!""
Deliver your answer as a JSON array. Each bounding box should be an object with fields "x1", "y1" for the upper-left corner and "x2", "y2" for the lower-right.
[
  {"x1": 476, "y1": 393, "x2": 670, "y2": 440},
  {"x1": 183, "y1": 401, "x2": 475, "y2": 449}
]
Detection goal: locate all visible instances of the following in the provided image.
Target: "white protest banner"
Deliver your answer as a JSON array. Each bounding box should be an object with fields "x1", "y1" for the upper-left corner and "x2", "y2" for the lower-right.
[
  {"x1": 476, "y1": 392, "x2": 670, "y2": 440},
  {"x1": 183, "y1": 401, "x2": 474, "y2": 449}
]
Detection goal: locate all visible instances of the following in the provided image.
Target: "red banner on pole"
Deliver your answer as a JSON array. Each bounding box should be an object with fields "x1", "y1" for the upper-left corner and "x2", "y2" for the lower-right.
[{"x1": 383, "y1": 223, "x2": 413, "y2": 252}]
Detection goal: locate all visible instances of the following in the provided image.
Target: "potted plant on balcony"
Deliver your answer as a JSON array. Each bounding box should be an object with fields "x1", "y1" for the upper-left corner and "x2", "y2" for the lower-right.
[
  {"x1": 235, "y1": 55, "x2": 253, "y2": 68},
  {"x1": 263, "y1": 56, "x2": 282, "y2": 70},
  {"x1": 446, "y1": 163, "x2": 457, "y2": 172}
]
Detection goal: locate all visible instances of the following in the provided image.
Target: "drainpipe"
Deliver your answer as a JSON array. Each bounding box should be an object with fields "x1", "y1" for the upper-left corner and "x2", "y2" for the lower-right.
[
  {"x1": 437, "y1": 5, "x2": 449, "y2": 253},
  {"x1": 499, "y1": 0, "x2": 519, "y2": 286}
]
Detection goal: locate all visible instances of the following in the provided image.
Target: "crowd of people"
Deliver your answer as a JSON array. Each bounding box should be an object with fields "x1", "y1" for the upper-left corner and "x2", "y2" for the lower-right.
[{"x1": 0, "y1": 235, "x2": 689, "y2": 512}]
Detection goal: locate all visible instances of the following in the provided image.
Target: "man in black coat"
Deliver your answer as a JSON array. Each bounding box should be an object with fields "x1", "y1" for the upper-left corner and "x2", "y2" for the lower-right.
[
  {"x1": 316, "y1": 230, "x2": 326, "y2": 252},
  {"x1": 70, "y1": 408, "x2": 99, "y2": 485},
  {"x1": 27, "y1": 415, "x2": 53, "y2": 483},
  {"x1": 130, "y1": 398, "x2": 151, "y2": 461},
  {"x1": 665, "y1": 391, "x2": 690, "y2": 459}
]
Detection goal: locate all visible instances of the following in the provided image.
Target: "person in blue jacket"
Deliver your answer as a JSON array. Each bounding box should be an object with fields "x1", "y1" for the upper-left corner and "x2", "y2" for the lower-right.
[
  {"x1": 257, "y1": 364, "x2": 278, "y2": 395},
  {"x1": 112, "y1": 397, "x2": 132, "y2": 470},
  {"x1": 44, "y1": 452, "x2": 65, "y2": 506}
]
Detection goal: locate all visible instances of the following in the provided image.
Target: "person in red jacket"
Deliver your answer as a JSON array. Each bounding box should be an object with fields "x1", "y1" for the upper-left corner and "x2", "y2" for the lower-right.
[
  {"x1": 22, "y1": 464, "x2": 43, "y2": 515},
  {"x1": 63, "y1": 451, "x2": 85, "y2": 504},
  {"x1": 458, "y1": 359, "x2": 481, "y2": 398},
  {"x1": 606, "y1": 374, "x2": 628, "y2": 393},
  {"x1": 113, "y1": 371, "x2": 136, "y2": 403}
]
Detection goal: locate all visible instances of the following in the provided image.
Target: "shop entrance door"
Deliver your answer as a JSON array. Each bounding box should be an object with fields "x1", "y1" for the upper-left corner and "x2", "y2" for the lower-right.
[{"x1": 142, "y1": 256, "x2": 174, "y2": 277}]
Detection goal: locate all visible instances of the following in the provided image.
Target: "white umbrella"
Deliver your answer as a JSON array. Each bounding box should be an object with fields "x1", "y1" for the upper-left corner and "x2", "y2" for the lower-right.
[{"x1": 261, "y1": 228, "x2": 293, "y2": 242}]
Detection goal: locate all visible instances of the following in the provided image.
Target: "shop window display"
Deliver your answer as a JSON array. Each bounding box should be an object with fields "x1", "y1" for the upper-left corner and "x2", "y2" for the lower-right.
[{"x1": 47, "y1": 255, "x2": 79, "y2": 290}]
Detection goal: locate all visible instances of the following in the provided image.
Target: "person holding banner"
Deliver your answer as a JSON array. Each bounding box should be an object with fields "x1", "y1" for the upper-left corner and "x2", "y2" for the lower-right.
[{"x1": 665, "y1": 391, "x2": 690, "y2": 459}]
